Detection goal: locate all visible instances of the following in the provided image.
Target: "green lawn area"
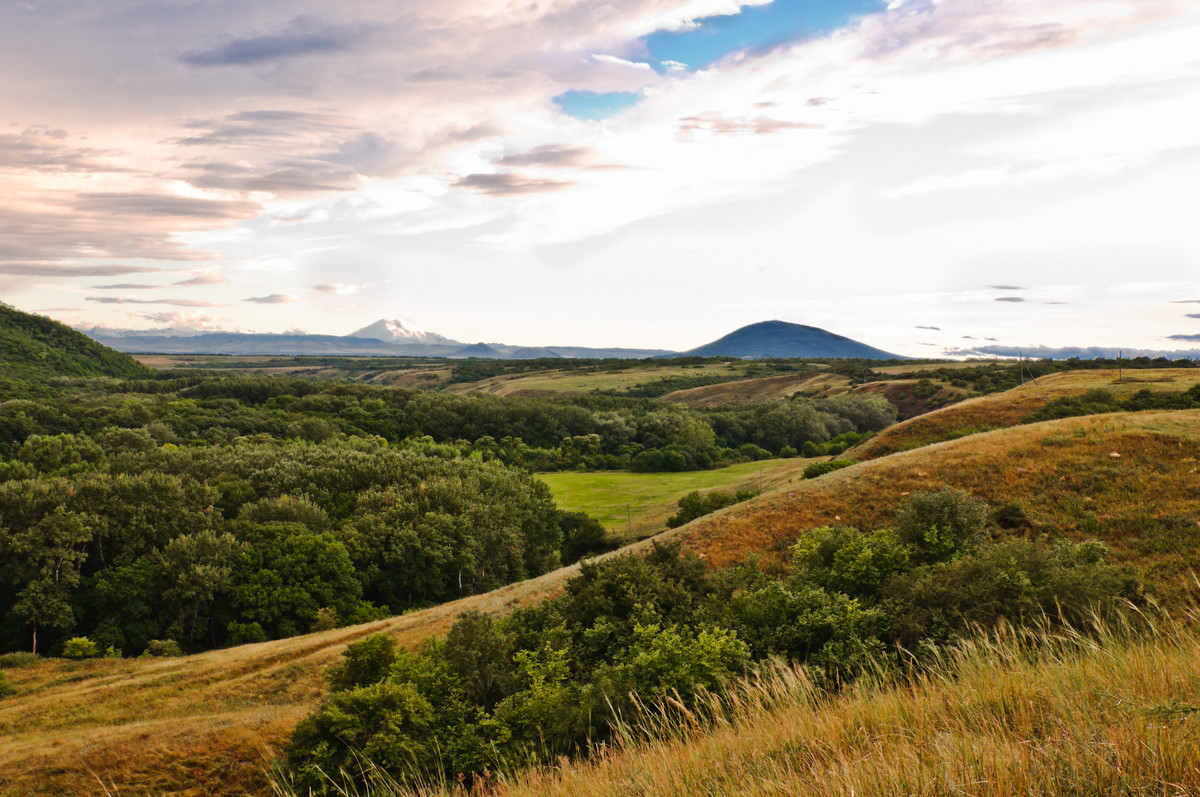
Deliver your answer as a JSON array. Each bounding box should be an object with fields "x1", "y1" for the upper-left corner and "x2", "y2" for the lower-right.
[{"x1": 537, "y1": 457, "x2": 812, "y2": 542}]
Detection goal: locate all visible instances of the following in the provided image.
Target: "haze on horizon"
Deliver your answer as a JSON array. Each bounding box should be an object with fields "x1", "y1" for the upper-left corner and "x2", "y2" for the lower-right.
[{"x1": 1, "y1": 0, "x2": 1197, "y2": 357}]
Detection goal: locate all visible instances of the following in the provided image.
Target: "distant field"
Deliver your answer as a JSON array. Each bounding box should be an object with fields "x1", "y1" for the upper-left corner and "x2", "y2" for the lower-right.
[
  {"x1": 538, "y1": 457, "x2": 813, "y2": 541},
  {"x1": 444, "y1": 361, "x2": 753, "y2": 395},
  {"x1": 660, "y1": 372, "x2": 851, "y2": 407}
]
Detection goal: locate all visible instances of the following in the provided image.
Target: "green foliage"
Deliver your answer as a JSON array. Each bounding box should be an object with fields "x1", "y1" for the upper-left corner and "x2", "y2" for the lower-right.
[
  {"x1": 328, "y1": 633, "x2": 399, "y2": 692},
  {"x1": 285, "y1": 514, "x2": 1142, "y2": 790},
  {"x1": 61, "y1": 636, "x2": 99, "y2": 659},
  {"x1": 1024, "y1": 384, "x2": 1200, "y2": 423},
  {"x1": 0, "y1": 651, "x2": 39, "y2": 668},
  {"x1": 802, "y1": 459, "x2": 853, "y2": 479},
  {"x1": 666, "y1": 488, "x2": 757, "y2": 528},
  {"x1": 0, "y1": 670, "x2": 13, "y2": 697},
  {"x1": 0, "y1": 303, "x2": 151, "y2": 382},
  {"x1": 557, "y1": 510, "x2": 611, "y2": 565},
  {"x1": 790, "y1": 526, "x2": 911, "y2": 600},
  {"x1": 144, "y1": 639, "x2": 183, "y2": 657},
  {"x1": 893, "y1": 488, "x2": 989, "y2": 564}
]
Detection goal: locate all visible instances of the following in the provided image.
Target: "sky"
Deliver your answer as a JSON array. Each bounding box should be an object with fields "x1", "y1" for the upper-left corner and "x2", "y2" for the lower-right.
[{"x1": 1, "y1": 0, "x2": 1198, "y2": 356}]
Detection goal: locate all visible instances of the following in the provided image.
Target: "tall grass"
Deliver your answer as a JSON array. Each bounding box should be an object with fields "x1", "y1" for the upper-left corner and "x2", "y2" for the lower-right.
[{"x1": 271, "y1": 606, "x2": 1200, "y2": 797}]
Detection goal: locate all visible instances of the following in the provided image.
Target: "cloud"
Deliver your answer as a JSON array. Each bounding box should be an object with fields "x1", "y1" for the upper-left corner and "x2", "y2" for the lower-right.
[
  {"x1": 1186, "y1": 313, "x2": 1200, "y2": 319},
  {"x1": 994, "y1": 297, "x2": 1026, "y2": 303},
  {"x1": 1167, "y1": 334, "x2": 1200, "y2": 342},
  {"x1": 494, "y1": 145, "x2": 595, "y2": 169},
  {"x1": 175, "y1": 271, "x2": 228, "y2": 287},
  {"x1": 313, "y1": 283, "x2": 360, "y2": 295},
  {"x1": 244, "y1": 293, "x2": 303, "y2": 304},
  {"x1": 86, "y1": 296, "x2": 226, "y2": 307},
  {"x1": 91, "y1": 283, "x2": 162, "y2": 290},
  {"x1": 676, "y1": 113, "x2": 815, "y2": 138},
  {"x1": 180, "y1": 16, "x2": 361, "y2": 67},
  {"x1": 70, "y1": 192, "x2": 257, "y2": 220},
  {"x1": 138, "y1": 311, "x2": 229, "y2": 329},
  {"x1": 454, "y1": 173, "x2": 575, "y2": 196},
  {"x1": 914, "y1": 325, "x2": 940, "y2": 330},
  {"x1": 990, "y1": 285, "x2": 1026, "y2": 290},
  {"x1": 0, "y1": 127, "x2": 123, "y2": 174},
  {"x1": 1171, "y1": 300, "x2": 1200, "y2": 304},
  {"x1": 0, "y1": 263, "x2": 160, "y2": 277}
]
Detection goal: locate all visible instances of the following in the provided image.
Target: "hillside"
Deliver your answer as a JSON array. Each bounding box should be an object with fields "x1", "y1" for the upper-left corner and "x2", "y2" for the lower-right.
[
  {"x1": 4, "y1": 372, "x2": 1199, "y2": 795},
  {"x1": 681, "y1": 320, "x2": 900, "y2": 359},
  {"x1": 0, "y1": 303, "x2": 151, "y2": 382}
]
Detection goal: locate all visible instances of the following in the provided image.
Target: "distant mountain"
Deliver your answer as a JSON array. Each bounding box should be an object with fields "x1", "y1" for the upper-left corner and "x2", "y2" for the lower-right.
[
  {"x1": 681, "y1": 321, "x2": 901, "y2": 360},
  {"x1": 948, "y1": 344, "x2": 1200, "y2": 360},
  {"x1": 348, "y1": 318, "x2": 459, "y2": 346},
  {"x1": 0, "y1": 303, "x2": 151, "y2": 380},
  {"x1": 88, "y1": 331, "x2": 419, "y2": 356}
]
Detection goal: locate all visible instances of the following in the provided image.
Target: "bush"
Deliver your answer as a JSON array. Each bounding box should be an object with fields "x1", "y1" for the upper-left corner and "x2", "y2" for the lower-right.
[
  {"x1": 893, "y1": 488, "x2": 988, "y2": 564},
  {"x1": 0, "y1": 652, "x2": 39, "y2": 669},
  {"x1": 802, "y1": 459, "x2": 853, "y2": 479},
  {"x1": 144, "y1": 639, "x2": 183, "y2": 657},
  {"x1": 0, "y1": 671, "x2": 13, "y2": 697},
  {"x1": 61, "y1": 637, "x2": 100, "y2": 659},
  {"x1": 666, "y1": 489, "x2": 756, "y2": 529}
]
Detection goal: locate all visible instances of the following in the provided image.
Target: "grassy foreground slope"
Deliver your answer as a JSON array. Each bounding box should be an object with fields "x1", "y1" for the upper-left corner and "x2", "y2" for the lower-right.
[
  {"x1": 3, "y1": 374, "x2": 1199, "y2": 796},
  {"x1": 478, "y1": 614, "x2": 1200, "y2": 797}
]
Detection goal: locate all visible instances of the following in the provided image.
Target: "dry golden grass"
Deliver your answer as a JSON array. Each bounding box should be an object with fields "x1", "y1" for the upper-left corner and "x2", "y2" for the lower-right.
[
  {"x1": 852, "y1": 369, "x2": 1200, "y2": 461},
  {"x1": 674, "y1": 408, "x2": 1200, "y2": 603},
  {"x1": 466, "y1": 610, "x2": 1200, "y2": 797}
]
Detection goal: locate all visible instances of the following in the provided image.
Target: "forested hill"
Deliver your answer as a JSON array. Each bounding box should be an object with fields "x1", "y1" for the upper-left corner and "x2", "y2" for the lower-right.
[{"x1": 0, "y1": 304, "x2": 151, "y2": 381}]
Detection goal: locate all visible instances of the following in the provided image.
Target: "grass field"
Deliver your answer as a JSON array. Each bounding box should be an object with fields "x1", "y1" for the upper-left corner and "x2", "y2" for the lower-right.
[
  {"x1": 538, "y1": 457, "x2": 814, "y2": 541},
  {"x1": 443, "y1": 361, "x2": 753, "y2": 395},
  {"x1": 5, "y1": 370, "x2": 1200, "y2": 796}
]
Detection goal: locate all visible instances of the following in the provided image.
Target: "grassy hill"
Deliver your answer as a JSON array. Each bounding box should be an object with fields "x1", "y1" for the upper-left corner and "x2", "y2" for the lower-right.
[
  {"x1": 0, "y1": 304, "x2": 151, "y2": 382},
  {"x1": 3, "y1": 371, "x2": 1199, "y2": 796}
]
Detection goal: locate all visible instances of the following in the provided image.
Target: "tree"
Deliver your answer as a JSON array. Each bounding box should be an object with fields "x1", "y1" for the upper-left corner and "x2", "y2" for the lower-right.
[{"x1": 6, "y1": 508, "x2": 93, "y2": 653}]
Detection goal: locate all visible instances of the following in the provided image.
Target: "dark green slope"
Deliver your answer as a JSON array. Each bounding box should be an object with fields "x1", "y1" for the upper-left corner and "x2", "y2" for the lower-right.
[{"x1": 0, "y1": 303, "x2": 152, "y2": 381}]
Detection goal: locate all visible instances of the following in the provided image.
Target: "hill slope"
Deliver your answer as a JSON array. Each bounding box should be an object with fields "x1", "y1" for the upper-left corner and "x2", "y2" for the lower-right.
[
  {"x1": 682, "y1": 320, "x2": 900, "y2": 359},
  {"x1": 0, "y1": 303, "x2": 151, "y2": 381}
]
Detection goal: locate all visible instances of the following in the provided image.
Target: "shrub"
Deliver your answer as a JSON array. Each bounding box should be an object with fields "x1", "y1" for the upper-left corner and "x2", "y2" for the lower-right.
[
  {"x1": 893, "y1": 488, "x2": 989, "y2": 564},
  {"x1": 62, "y1": 637, "x2": 100, "y2": 659},
  {"x1": 327, "y1": 633, "x2": 398, "y2": 692},
  {"x1": 0, "y1": 652, "x2": 39, "y2": 669},
  {"x1": 0, "y1": 671, "x2": 13, "y2": 697},
  {"x1": 144, "y1": 639, "x2": 183, "y2": 657},
  {"x1": 310, "y1": 607, "x2": 340, "y2": 632},
  {"x1": 803, "y1": 459, "x2": 853, "y2": 479}
]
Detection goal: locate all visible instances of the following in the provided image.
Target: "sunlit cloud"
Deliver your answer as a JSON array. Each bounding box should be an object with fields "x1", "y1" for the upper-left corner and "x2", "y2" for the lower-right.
[{"x1": 244, "y1": 293, "x2": 304, "y2": 304}]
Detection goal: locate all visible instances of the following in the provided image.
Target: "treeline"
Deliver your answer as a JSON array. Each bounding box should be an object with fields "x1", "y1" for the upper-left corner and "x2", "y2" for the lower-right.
[
  {"x1": 1023, "y1": 385, "x2": 1200, "y2": 423},
  {"x1": 0, "y1": 434, "x2": 570, "y2": 656},
  {"x1": 283, "y1": 489, "x2": 1142, "y2": 792},
  {"x1": 0, "y1": 376, "x2": 898, "y2": 472}
]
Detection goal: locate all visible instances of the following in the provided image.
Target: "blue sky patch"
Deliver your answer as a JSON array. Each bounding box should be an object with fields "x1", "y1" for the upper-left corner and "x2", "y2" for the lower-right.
[
  {"x1": 554, "y1": 90, "x2": 643, "y2": 121},
  {"x1": 644, "y1": 0, "x2": 885, "y2": 72}
]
